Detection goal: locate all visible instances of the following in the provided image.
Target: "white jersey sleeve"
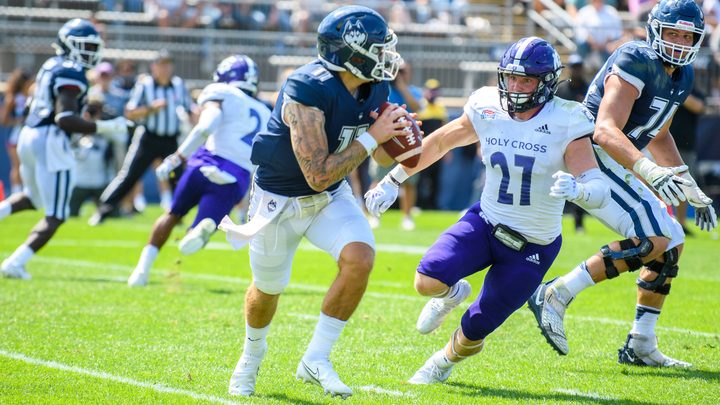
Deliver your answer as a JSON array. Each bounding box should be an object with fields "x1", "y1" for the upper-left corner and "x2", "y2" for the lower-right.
[
  {"x1": 201, "y1": 83, "x2": 272, "y2": 172},
  {"x1": 465, "y1": 90, "x2": 595, "y2": 244}
]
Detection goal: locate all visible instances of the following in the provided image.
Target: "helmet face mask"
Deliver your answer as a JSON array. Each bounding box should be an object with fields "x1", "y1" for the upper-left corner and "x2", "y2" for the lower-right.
[
  {"x1": 213, "y1": 54, "x2": 259, "y2": 97},
  {"x1": 646, "y1": 0, "x2": 705, "y2": 66},
  {"x1": 497, "y1": 37, "x2": 562, "y2": 113},
  {"x1": 56, "y1": 19, "x2": 104, "y2": 69},
  {"x1": 317, "y1": 6, "x2": 403, "y2": 82}
]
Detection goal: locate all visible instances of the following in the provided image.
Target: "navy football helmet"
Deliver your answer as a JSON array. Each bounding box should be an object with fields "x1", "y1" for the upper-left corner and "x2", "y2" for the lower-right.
[
  {"x1": 213, "y1": 54, "x2": 259, "y2": 96},
  {"x1": 317, "y1": 5, "x2": 403, "y2": 82},
  {"x1": 497, "y1": 37, "x2": 562, "y2": 113},
  {"x1": 54, "y1": 18, "x2": 104, "y2": 69},
  {"x1": 646, "y1": 0, "x2": 705, "y2": 66}
]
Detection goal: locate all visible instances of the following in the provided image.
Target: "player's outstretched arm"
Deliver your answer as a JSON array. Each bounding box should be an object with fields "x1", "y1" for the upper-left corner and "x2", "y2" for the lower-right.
[
  {"x1": 287, "y1": 102, "x2": 407, "y2": 192},
  {"x1": 364, "y1": 113, "x2": 477, "y2": 217}
]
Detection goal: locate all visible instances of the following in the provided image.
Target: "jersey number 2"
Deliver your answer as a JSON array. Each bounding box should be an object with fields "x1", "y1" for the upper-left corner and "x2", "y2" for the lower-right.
[{"x1": 491, "y1": 152, "x2": 534, "y2": 206}]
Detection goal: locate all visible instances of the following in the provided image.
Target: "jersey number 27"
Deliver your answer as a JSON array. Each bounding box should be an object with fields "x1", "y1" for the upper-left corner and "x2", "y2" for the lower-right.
[{"x1": 491, "y1": 152, "x2": 535, "y2": 206}]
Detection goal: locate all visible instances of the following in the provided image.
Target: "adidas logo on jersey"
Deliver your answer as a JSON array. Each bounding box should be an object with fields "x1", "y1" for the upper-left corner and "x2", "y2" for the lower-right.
[
  {"x1": 534, "y1": 124, "x2": 551, "y2": 134},
  {"x1": 526, "y1": 253, "x2": 541, "y2": 265}
]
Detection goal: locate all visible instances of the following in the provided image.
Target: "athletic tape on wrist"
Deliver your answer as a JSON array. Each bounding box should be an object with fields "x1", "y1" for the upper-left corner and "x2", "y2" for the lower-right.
[{"x1": 356, "y1": 132, "x2": 378, "y2": 155}]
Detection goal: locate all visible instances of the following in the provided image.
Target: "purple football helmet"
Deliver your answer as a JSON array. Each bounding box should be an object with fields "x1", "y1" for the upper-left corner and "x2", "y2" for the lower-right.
[
  {"x1": 497, "y1": 37, "x2": 562, "y2": 113},
  {"x1": 213, "y1": 54, "x2": 259, "y2": 96}
]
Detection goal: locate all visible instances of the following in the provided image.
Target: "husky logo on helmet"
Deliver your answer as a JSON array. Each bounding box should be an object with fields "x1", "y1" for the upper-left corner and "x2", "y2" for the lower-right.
[
  {"x1": 54, "y1": 18, "x2": 104, "y2": 70},
  {"x1": 317, "y1": 5, "x2": 402, "y2": 82},
  {"x1": 342, "y1": 20, "x2": 367, "y2": 47}
]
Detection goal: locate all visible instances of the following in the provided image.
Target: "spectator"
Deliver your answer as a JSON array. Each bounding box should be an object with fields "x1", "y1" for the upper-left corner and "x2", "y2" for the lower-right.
[
  {"x1": 669, "y1": 86, "x2": 706, "y2": 235},
  {"x1": 1, "y1": 69, "x2": 33, "y2": 195},
  {"x1": 556, "y1": 54, "x2": 590, "y2": 232},
  {"x1": 575, "y1": 0, "x2": 623, "y2": 67},
  {"x1": 416, "y1": 78, "x2": 448, "y2": 210}
]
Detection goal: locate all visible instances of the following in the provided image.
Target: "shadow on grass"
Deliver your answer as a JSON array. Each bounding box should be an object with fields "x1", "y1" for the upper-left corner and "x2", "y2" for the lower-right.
[
  {"x1": 260, "y1": 392, "x2": 325, "y2": 405},
  {"x1": 446, "y1": 381, "x2": 655, "y2": 404},
  {"x1": 618, "y1": 366, "x2": 720, "y2": 382},
  {"x1": 63, "y1": 276, "x2": 126, "y2": 284}
]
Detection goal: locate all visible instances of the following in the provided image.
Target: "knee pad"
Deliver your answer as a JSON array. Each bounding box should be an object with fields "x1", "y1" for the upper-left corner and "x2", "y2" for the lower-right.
[
  {"x1": 600, "y1": 238, "x2": 654, "y2": 279},
  {"x1": 249, "y1": 252, "x2": 293, "y2": 295},
  {"x1": 637, "y1": 247, "x2": 679, "y2": 295},
  {"x1": 31, "y1": 217, "x2": 64, "y2": 236},
  {"x1": 450, "y1": 328, "x2": 484, "y2": 359}
]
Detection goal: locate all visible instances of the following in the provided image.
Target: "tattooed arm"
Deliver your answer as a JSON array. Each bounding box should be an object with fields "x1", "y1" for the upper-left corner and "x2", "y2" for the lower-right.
[{"x1": 286, "y1": 101, "x2": 408, "y2": 192}]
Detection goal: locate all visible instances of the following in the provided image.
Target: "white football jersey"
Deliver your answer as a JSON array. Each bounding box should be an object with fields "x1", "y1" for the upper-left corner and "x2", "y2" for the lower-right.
[
  {"x1": 464, "y1": 86, "x2": 595, "y2": 244},
  {"x1": 197, "y1": 83, "x2": 271, "y2": 171}
]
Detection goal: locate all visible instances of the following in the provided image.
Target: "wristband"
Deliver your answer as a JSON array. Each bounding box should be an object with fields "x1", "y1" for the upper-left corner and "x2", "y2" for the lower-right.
[
  {"x1": 356, "y1": 131, "x2": 378, "y2": 156},
  {"x1": 389, "y1": 165, "x2": 409, "y2": 184}
]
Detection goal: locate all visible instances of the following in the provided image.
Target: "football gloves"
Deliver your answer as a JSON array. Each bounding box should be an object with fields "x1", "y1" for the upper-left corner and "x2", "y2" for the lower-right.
[
  {"x1": 365, "y1": 175, "x2": 399, "y2": 217},
  {"x1": 678, "y1": 173, "x2": 717, "y2": 231},
  {"x1": 633, "y1": 157, "x2": 691, "y2": 206},
  {"x1": 549, "y1": 171, "x2": 581, "y2": 202},
  {"x1": 155, "y1": 154, "x2": 183, "y2": 181}
]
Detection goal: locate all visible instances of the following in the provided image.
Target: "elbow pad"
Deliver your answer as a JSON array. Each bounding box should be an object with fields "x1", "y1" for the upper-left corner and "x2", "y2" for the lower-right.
[
  {"x1": 177, "y1": 105, "x2": 221, "y2": 158},
  {"x1": 575, "y1": 168, "x2": 611, "y2": 210}
]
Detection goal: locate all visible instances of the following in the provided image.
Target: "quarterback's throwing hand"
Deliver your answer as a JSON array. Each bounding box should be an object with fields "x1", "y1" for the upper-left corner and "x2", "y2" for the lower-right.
[{"x1": 365, "y1": 176, "x2": 399, "y2": 217}]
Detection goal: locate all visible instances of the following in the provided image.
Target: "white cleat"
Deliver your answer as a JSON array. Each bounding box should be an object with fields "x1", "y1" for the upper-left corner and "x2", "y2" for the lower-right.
[
  {"x1": 178, "y1": 218, "x2": 217, "y2": 256},
  {"x1": 401, "y1": 216, "x2": 416, "y2": 231},
  {"x1": 127, "y1": 267, "x2": 149, "y2": 287},
  {"x1": 296, "y1": 358, "x2": 352, "y2": 399},
  {"x1": 229, "y1": 351, "x2": 265, "y2": 396},
  {"x1": 1, "y1": 260, "x2": 31, "y2": 280},
  {"x1": 527, "y1": 278, "x2": 572, "y2": 355},
  {"x1": 618, "y1": 333, "x2": 692, "y2": 368},
  {"x1": 417, "y1": 280, "x2": 472, "y2": 334},
  {"x1": 408, "y1": 357, "x2": 453, "y2": 385}
]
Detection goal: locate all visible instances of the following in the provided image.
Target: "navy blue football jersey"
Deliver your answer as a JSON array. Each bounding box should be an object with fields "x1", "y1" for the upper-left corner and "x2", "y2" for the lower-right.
[
  {"x1": 251, "y1": 60, "x2": 390, "y2": 196},
  {"x1": 584, "y1": 41, "x2": 694, "y2": 150},
  {"x1": 25, "y1": 56, "x2": 89, "y2": 128}
]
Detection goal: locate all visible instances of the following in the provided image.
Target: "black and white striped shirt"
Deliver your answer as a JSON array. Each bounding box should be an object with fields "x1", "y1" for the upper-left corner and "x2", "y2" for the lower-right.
[{"x1": 126, "y1": 74, "x2": 192, "y2": 137}]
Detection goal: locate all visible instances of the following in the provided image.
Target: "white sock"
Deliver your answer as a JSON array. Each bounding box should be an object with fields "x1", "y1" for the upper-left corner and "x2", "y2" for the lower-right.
[
  {"x1": 243, "y1": 323, "x2": 270, "y2": 357},
  {"x1": 0, "y1": 200, "x2": 11, "y2": 220},
  {"x1": 10, "y1": 184, "x2": 22, "y2": 194},
  {"x1": 431, "y1": 349, "x2": 456, "y2": 369},
  {"x1": 5, "y1": 244, "x2": 34, "y2": 267},
  {"x1": 137, "y1": 245, "x2": 159, "y2": 272},
  {"x1": 631, "y1": 305, "x2": 660, "y2": 337},
  {"x1": 559, "y1": 262, "x2": 595, "y2": 297},
  {"x1": 434, "y1": 281, "x2": 463, "y2": 304},
  {"x1": 304, "y1": 312, "x2": 347, "y2": 362}
]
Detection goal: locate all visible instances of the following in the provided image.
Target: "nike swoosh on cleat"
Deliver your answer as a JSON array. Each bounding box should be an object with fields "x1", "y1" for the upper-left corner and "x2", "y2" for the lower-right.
[
  {"x1": 534, "y1": 289, "x2": 544, "y2": 306},
  {"x1": 302, "y1": 362, "x2": 321, "y2": 384}
]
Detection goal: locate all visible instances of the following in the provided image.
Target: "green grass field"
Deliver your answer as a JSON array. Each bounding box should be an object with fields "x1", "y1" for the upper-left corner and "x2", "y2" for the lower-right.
[{"x1": 1, "y1": 206, "x2": 719, "y2": 404}]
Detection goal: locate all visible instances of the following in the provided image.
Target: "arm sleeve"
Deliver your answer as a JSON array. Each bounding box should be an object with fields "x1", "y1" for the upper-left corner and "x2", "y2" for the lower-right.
[{"x1": 177, "y1": 103, "x2": 222, "y2": 158}]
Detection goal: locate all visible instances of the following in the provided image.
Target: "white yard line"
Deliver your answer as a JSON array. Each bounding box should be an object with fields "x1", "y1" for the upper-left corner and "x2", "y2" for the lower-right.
[
  {"x1": 554, "y1": 388, "x2": 615, "y2": 401},
  {"x1": 0, "y1": 350, "x2": 242, "y2": 405},
  {"x1": 18, "y1": 255, "x2": 720, "y2": 339}
]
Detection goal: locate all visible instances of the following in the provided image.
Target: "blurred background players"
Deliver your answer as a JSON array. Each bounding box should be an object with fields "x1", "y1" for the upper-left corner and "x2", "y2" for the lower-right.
[
  {"x1": 1, "y1": 69, "x2": 34, "y2": 196},
  {"x1": 127, "y1": 55, "x2": 270, "y2": 287},
  {"x1": 90, "y1": 50, "x2": 196, "y2": 225},
  {"x1": 0, "y1": 19, "x2": 127, "y2": 279},
  {"x1": 416, "y1": 78, "x2": 448, "y2": 210}
]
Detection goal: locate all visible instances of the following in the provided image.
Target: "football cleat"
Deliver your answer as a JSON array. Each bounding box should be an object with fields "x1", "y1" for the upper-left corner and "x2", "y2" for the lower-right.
[
  {"x1": 178, "y1": 218, "x2": 217, "y2": 256},
  {"x1": 229, "y1": 349, "x2": 266, "y2": 396},
  {"x1": 408, "y1": 356, "x2": 453, "y2": 385},
  {"x1": 618, "y1": 333, "x2": 692, "y2": 368},
  {"x1": 528, "y1": 278, "x2": 572, "y2": 355},
  {"x1": 295, "y1": 358, "x2": 352, "y2": 399},
  {"x1": 127, "y1": 266, "x2": 149, "y2": 287},
  {"x1": 401, "y1": 216, "x2": 416, "y2": 231},
  {"x1": 0, "y1": 260, "x2": 31, "y2": 280},
  {"x1": 417, "y1": 280, "x2": 471, "y2": 334}
]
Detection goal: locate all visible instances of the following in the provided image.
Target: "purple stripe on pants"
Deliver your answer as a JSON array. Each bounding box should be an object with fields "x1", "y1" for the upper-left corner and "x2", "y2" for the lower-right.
[
  {"x1": 170, "y1": 147, "x2": 250, "y2": 228},
  {"x1": 417, "y1": 202, "x2": 562, "y2": 340}
]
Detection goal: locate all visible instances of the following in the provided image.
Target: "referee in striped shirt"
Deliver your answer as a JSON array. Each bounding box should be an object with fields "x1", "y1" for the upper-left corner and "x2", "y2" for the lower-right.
[{"x1": 91, "y1": 50, "x2": 194, "y2": 225}]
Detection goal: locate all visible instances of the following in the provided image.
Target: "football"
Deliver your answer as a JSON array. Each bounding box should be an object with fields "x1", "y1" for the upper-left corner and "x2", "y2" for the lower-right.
[{"x1": 377, "y1": 102, "x2": 423, "y2": 168}]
